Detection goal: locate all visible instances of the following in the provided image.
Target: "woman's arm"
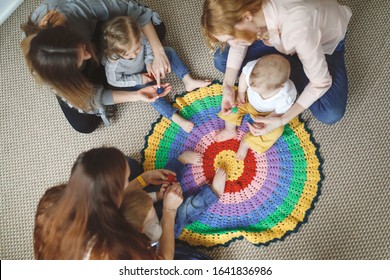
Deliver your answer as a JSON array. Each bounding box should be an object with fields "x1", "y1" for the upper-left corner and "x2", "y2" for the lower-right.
[
  {"x1": 141, "y1": 23, "x2": 170, "y2": 87},
  {"x1": 108, "y1": 83, "x2": 172, "y2": 104},
  {"x1": 249, "y1": 103, "x2": 305, "y2": 136},
  {"x1": 221, "y1": 44, "x2": 248, "y2": 113},
  {"x1": 235, "y1": 72, "x2": 248, "y2": 105},
  {"x1": 125, "y1": 169, "x2": 176, "y2": 192},
  {"x1": 293, "y1": 29, "x2": 332, "y2": 109},
  {"x1": 156, "y1": 183, "x2": 183, "y2": 260}
]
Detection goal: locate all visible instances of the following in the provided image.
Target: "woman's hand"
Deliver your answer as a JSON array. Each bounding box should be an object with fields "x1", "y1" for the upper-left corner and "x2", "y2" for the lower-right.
[
  {"x1": 137, "y1": 83, "x2": 172, "y2": 102},
  {"x1": 151, "y1": 48, "x2": 171, "y2": 87},
  {"x1": 248, "y1": 116, "x2": 282, "y2": 136},
  {"x1": 221, "y1": 85, "x2": 236, "y2": 114},
  {"x1": 163, "y1": 182, "x2": 183, "y2": 211},
  {"x1": 142, "y1": 169, "x2": 176, "y2": 186}
]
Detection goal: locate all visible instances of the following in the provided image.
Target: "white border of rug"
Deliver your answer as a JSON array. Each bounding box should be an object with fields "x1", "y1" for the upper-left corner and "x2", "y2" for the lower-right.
[{"x1": 0, "y1": 0, "x2": 24, "y2": 26}]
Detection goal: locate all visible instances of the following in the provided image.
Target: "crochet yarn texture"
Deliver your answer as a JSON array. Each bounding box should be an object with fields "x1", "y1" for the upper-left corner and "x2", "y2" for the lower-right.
[{"x1": 142, "y1": 83, "x2": 322, "y2": 247}]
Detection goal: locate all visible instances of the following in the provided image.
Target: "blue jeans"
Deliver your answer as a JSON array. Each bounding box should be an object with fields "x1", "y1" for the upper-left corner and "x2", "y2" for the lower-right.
[
  {"x1": 164, "y1": 46, "x2": 189, "y2": 79},
  {"x1": 214, "y1": 40, "x2": 348, "y2": 124},
  {"x1": 158, "y1": 158, "x2": 218, "y2": 238},
  {"x1": 122, "y1": 46, "x2": 190, "y2": 120}
]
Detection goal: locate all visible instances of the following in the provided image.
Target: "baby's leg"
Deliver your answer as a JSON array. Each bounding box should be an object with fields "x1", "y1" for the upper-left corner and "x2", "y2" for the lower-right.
[
  {"x1": 178, "y1": 151, "x2": 202, "y2": 166},
  {"x1": 173, "y1": 168, "x2": 226, "y2": 238},
  {"x1": 241, "y1": 126, "x2": 284, "y2": 157},
  {"x1": 210, "y1": 167, "x2": 227, "y2": 197},
  {"x1": 172, "y1": 114, "x2": 194, "y2": 133},
  {"x1": 235, "y1": 138, "x2": 250, "y2": 160},
  {"x1": 164, "y1": 47, "x2": 211, "y2": 91},
  {"x1": 151, "y1": 98, "x2": 194, "y2": 133},
  {"x1": 182, "y1": 75, "x2": 211, "y2": 92},
  {"x1": 215, "y1": 121, "x2": 237, "y2": 142}
]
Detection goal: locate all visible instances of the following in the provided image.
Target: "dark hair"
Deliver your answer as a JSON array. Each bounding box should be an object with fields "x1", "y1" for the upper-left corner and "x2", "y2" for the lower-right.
[
  {"x1": 22, "y1": 26, "x2": 98, "y2": 111},
  {"x1": 34, "y1": 147, "x2": 155, "y2": 260}
]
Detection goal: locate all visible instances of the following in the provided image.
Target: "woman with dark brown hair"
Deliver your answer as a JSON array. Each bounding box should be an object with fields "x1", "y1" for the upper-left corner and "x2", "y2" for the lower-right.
[
  {"x1": 21, "y1": 0, "x2": 172, "y2": 133},
  {"x1": 34, "y1": 147, "x2": 182, "y2": 260}
]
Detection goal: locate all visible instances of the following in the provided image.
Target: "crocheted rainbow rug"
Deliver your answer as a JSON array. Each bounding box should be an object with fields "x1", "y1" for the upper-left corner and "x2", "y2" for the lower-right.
[{"x1": 141, "y1": 82, "x2": 323, "y2": 248}]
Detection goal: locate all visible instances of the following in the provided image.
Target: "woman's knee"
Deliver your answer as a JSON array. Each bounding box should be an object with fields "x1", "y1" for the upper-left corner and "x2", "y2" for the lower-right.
[
  {"x1": 311, "y1": 105, "x2": 346, "y2": 125},
  {"x1": 213, "y1": 49, "x2": 228, "y2": 73}
]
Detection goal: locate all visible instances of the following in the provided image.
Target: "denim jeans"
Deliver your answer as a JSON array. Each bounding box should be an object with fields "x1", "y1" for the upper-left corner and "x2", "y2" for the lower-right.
[
  {"x1": 214, "y1": 40, "x2": 348, "y2": 124},
  {"x1": 156, "y1": 158, "x2": 219, "y2": 238},
  {"x1": 164, "y1": 46, "x2": 189, "y2": 79},
  {"x1": 121, "y1": 46, "x2": 191, "y2": 120}
]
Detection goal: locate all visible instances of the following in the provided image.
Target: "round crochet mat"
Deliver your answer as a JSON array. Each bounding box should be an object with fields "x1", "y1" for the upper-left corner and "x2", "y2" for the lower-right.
[{"x1": 142, "y1": 83, "x2": 322, "y2": 248}]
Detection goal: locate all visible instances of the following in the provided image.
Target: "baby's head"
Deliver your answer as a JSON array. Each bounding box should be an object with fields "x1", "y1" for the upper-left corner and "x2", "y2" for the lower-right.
[
  {"x1": 103, "y1": 16, "x2": 142, "y2": 60},
  {"x1": 249, "y1": 54, "x2": 290, "y2": 94},
  {"x1": 121, "y1": 189, "x2": 162, "y2": 243}
]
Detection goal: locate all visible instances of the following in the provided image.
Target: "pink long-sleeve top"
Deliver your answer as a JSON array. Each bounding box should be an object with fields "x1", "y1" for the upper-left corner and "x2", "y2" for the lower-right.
[{"x1": 227, "y1": 0, "x2": 352, "y2": 109}]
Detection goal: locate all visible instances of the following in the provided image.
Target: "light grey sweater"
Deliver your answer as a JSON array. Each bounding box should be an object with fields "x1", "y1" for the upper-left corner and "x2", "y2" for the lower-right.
[
  {"x1": 102, "y1": 35, "x2": 153, "y2": 87},
  {"x1": 30, "y1": 0, "x2": 161, "y2": 124}
]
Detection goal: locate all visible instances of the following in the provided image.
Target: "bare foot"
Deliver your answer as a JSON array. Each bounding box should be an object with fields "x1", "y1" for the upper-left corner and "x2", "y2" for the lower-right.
[
  {"x1": 172, "y1": 114, "x2": 194, "y2": 133},
  {"x1": 235, "y1": 140, "x2": 250, "y2": 161},
  {"x1": 178, "y1": 151, "x2": 202, "y2": 166},
  {"x1": 183, "y1": 75, "x2": 211, "y2": 92},
  {"x1": 211, "y1": 168, "x2": 227, "y2": 197},
  {"x1": 215, "y1": 128, "x2": 237, "y2": 142}
]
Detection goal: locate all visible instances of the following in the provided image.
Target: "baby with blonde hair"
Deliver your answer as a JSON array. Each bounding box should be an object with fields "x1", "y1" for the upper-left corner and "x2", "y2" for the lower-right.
[
  {"x1": 102, "y1": 16, "x2": 211, "y2": 133},
  {"x1": 216, "y1": 54, "x2": 297, "y2": 159}
]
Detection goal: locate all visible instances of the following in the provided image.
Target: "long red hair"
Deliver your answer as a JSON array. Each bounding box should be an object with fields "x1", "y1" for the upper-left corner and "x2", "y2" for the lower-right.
[{"x1": 34, "y1": 147, "x2": 155, "y2": 260}]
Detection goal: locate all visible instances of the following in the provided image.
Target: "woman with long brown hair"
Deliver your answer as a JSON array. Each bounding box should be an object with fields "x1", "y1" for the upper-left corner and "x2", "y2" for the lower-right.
[
  {"x1": 34, "y1": 147, "x2": 182, "y2": 259},
  {"x1": 21, "y1": 0, "x2": 172, "y2": 133}
]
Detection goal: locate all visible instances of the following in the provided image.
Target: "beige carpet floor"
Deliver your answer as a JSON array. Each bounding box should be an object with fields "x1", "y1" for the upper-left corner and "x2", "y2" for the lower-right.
[{"x1": 0, "y1": 0, "x2": 389, "y2": 259}]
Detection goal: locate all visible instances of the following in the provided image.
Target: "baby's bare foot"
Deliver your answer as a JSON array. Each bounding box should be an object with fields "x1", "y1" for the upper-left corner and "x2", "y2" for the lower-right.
[
  {"x1": 215, "y1": 128, "x2": 237, "y2": 142},
  {"x1": 211, "y1": 168, "x2": 227, "y2": 197},
  {"x1": 235, "y1": 140, "x2": 250, "y2": 161},
  {"x1": 178, "y1": 151, "x2": 202, "y2": 166},
  {"x1": 172, "y1": 114, "x2": 194, "y2": 133},
  {"x1": 183, "y1": 75, "x2": 211, "y2": 92}
]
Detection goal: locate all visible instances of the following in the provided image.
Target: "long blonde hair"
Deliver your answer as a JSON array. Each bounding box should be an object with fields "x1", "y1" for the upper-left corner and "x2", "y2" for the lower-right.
[
  {"x1": 21, "y1": 26, "x2": 98, "y2": 111},
  {"x1": 102, "y1": 16, "x2": 141, "y2": 61},
  {"x1": 34, "y1": 147, "x2": 154, "y2": 260},
  {"x1": 201, "y1": 0, "x2": 264, "y2": 49}
]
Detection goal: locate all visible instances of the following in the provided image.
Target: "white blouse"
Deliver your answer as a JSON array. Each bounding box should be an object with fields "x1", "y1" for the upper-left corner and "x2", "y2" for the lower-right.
[{"x1": 243, "y1": 60, "x2": 297, "y2": 114}]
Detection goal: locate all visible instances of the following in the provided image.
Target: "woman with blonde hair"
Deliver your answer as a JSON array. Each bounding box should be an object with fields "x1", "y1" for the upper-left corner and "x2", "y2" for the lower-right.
[
  {"x1": 34, "y1": 147, "x2": 181, "y2": 259},
  {"x1": 202, "y1": 0, "x2": 352, "y2": 134},
  {"x1": 21, "y1": 0, "x2": 171, "y2": 133}
]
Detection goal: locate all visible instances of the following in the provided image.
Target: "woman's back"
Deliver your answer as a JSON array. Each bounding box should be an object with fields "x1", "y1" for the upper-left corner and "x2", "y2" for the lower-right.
[{"x1": 34, "y1": 184, "x2": 155, "y2": 260}]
